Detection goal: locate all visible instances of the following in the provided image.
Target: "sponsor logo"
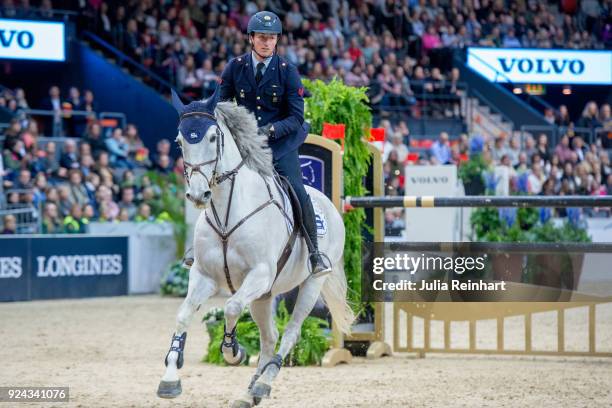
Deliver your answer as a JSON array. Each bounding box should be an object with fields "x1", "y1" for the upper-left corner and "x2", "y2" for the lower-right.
[
  {"x1": 0, "y1": 257, "x2": 22, "y2": 279},
  {"x1": 498, "y1": 58, "x2": 585, "y2": 75},
  {"x1": 0, "y1": 29, "x2": 34, "y2": 49},
  {"x1": 409, "y1": 176, "x2": 449, "y2": 184},
  {"x1": 36, "y1": 254, "x2": 123, "y2": 277}
]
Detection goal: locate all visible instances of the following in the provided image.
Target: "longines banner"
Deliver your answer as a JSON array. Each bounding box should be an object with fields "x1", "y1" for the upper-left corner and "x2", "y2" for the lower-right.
[
  {"x1": 0, "y1": 19, "x2": 65, "y2": 61},
  {"x1": 0, "y1": 236, "x2": 128, "y2": 302},
  {"x1": 467, "y1": 47, "x2": 612, "y2": 85}
]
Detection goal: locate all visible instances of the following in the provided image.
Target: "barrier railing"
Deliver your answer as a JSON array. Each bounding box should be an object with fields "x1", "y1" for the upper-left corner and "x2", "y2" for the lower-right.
[
  {"x1": 345, "y1": 195, "x2": 612, "y2": 209},
  {"x1": 0, "y1": 205, "x2": 40, "y2": 234},
  {"x1": 19, "y1": 108, "x2": 127, "y2": 137}
]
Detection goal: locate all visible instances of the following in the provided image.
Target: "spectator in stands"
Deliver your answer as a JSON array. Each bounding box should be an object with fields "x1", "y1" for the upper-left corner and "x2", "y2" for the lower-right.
[
  {"x1": 556, "y1": 105, "x2": 572, "y2": 127},
  {"x1": 572, "y1": 136, "x2": 587, "y2": 162},
  {"x1": 118, "y1": 186, "x2": 138, "y2": 220},
  {"x1": 67, "y1": 169, "x2": 90, "y2": 208},
  {"x1": 41, "y1": 202, "x2": 63, "y2": 234},
  {"x1": 105, "y1": 127, "x2": 133, "y2": 169},
  {"x1": 1, "y1": 214, "x2": 17, "y2": 235},
  {"x1": 96, "y1": 184, "x2": 119, "y2": 221},
  {"x1": 177, "y1": 54, "x2": 201, "y2": 95},
  {"x1": 14, "y1": 169, "x2": 33, "y2": 189},
  {"x1": 66, "y1": 86, "x2": 85, "y2": 136},
  {"x1": 577, "y1": 101, "x2": 601, "y2": 130},
  {"x1": 63, "y1": 203, "x2": 86, "y2": 233},
  {"x1": 56, "y1": 185, "x2": 73, "y2": 217},
  {"x1": 135, "y1": 202, "x2": 154, "y2": 222},
  {"x1": 536, "y1": 134, "x2": 551, "y2": 164},
  {"x1": 153, "y1": 138, "x2": 174, "y2": 168},
  {"x1": 40, "y1": 85, "x2": 63, "y2": 136},
  {"x1": 524, "y1": 135, "x2": 536, "y2": 159},
  {"x1": 124, "y1": 123, "x2": 150, "y2": 167},
  {"x1": 527, "y1": 162, "x2": 545, "y2": 195},
  {"x1": 554, "y1": 135, "x2": 573, "y2": 163},
  {"x1": 32, "y1": 172, "x2": 47, "y2": 206},
  {"x1": 385, "y1": 134, "x2": 409, "y2": 164},
  {"x1": 543, "y1": 108, "x2": 556, "y2": 125},
  {"x1": 430, "y1": 132, "x2": 451, "y2": 164},
  {"x1": 491, "y1": 136, "x2": 510, "y2": 163},
  {"x1": 59, "y1": 140, "x2": 80, "y2": 170}
]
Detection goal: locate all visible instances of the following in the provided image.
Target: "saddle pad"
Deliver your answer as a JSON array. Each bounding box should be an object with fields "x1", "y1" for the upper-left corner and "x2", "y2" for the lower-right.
[{"x1": 273, "y1": 178, "x2": 327, "y2": 237}]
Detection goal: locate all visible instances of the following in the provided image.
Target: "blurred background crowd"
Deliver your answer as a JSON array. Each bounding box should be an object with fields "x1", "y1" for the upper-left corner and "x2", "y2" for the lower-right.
[{"x1": 1, "y1": 0, "x2": 611, "y2": 236}]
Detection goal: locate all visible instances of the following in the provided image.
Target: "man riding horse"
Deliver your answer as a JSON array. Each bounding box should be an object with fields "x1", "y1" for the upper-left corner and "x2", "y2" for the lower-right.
[{"x1": 216, "y1": 10, "x2": 331, "y2": 277}]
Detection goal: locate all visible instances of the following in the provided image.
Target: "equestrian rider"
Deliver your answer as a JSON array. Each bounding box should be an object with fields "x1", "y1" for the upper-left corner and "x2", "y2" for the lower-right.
[{"x1": 218, "y1": 10, "x2": 331, "y2": 277}]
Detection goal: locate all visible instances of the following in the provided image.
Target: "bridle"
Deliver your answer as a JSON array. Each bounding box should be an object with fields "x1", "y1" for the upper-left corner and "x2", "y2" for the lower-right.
[
  {"x1": 178, "y1": 111, "x2": 246, "y2": 188},
  {"x1": 176, "y1": 109, "x2": 298, "y2": 298}
]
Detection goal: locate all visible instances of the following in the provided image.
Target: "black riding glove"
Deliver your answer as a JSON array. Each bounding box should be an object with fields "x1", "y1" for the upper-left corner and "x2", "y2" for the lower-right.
[{"x1": 257, "y1": 123, "x2": 275, "y2": 140}]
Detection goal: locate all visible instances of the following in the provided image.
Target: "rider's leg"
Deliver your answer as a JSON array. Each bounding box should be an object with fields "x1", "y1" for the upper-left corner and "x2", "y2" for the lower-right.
[{"x1": 273, "y1": 149, "x2": 331, "y2": 276}]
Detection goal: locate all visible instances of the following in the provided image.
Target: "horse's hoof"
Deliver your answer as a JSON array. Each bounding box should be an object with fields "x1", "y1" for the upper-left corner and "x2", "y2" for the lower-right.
[
  {"x1": 253, "y1": 396, "x2": 262, "y2": 406},
  {"x1": 231, "y1": 399, "x2": 252, "y2": 408},
  {"x1": 250, "y1": 382, "x2": 271, "y2": 399},
  {"x1": 224, "y1": 345, "x2": 247, "y2": 366},
  {"x1": 157, "y1": 379, "x2": 182, "y2": 399}
]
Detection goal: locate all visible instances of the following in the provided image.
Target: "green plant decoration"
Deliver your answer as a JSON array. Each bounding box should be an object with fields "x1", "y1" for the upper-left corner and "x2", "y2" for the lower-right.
[
  {"x1": 303, "y1": 78, "x2": 372, "y2": 312},
  {"x1": 160, "y1": 260, "x2": 189, "y2": 296},
  {"x1": 146, "y1": 171, "x2": 187, "y2": 258},
  {"x1": 203, "y1": 301, "x2": 329, "y2": 366}
]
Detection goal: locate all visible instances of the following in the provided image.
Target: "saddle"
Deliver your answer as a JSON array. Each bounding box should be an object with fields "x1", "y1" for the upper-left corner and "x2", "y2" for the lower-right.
[{"x1": 204, "y1": 171, "x2": 302, "y2": 299}]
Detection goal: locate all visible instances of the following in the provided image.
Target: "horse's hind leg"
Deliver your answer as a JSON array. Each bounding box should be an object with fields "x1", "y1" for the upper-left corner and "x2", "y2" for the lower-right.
[
  {"x1": 157, "y1": 267, "x2": 217, "y2": 399},
  {"x1": 232, "y1": 297, "x2": 278, "y2": 408},
  {"x1": 250, "y1": 276, "x2": 325, "y2": 400}
]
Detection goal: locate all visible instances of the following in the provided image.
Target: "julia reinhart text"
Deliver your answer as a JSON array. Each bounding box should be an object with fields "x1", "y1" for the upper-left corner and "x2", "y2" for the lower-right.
[{"x1": 372, "y1": 279, "x2": 507, "y2": 291}]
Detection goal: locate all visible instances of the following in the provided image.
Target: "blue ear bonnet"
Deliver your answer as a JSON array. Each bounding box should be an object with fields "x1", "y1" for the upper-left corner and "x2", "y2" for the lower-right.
[
  {"x1": 179, "y1": 107, "x2": 216, "y2": 145},
  {"x1": 173, "y1": 88, "x2": 220, "y2": 145}
]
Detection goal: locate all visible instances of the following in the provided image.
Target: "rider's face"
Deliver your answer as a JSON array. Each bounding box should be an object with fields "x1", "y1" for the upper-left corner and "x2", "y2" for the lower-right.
[{"x1": 251, "y1": 33, "x2": 278, "y2": 58}]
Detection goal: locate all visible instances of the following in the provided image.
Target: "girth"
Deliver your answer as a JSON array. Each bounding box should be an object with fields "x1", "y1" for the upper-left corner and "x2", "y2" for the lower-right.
[{"x1": 205, "y1": 171, "x2": 299, "y2": 297}]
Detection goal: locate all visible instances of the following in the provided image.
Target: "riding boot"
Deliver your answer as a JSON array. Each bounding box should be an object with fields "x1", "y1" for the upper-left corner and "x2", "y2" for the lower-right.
[{"x1": 300, "y1": 195, "x2": 332, "y2": 277}]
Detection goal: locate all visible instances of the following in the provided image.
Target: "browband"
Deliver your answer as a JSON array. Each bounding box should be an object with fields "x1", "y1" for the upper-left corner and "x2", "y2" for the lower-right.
[{"x1": 180, "y1": 111, "x2": 217, "y2": 121}]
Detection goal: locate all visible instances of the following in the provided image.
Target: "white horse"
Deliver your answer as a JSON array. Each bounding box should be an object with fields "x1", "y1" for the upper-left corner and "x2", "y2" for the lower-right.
[{"x1": 157, "y1": 91, "x2": 354, "y2": 407}]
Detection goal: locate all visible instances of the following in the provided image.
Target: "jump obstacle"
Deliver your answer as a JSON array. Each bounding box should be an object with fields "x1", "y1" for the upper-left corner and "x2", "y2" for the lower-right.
[{"x1": 309, "y1": 135, "x2": 612, "y2": 365}]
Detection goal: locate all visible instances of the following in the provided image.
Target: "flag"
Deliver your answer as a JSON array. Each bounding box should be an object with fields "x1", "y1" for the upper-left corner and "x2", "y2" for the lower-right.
[{"x1": 368, "y1": 127, "x2": 385, "y2": 153}]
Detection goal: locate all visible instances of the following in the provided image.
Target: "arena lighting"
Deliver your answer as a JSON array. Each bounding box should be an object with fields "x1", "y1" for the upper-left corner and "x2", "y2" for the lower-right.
[
  {"x1": 562, "y1": 86, "x2": 572, "y2": 95},
  {"x1": 513, "y1": 87, "x2": 523, "y2": 94}
]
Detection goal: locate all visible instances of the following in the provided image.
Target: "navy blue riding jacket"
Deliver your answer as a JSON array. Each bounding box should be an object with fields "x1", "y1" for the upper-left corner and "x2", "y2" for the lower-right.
[{"x1": 218, "y1": 53, "x2": 309, "y2": 159}]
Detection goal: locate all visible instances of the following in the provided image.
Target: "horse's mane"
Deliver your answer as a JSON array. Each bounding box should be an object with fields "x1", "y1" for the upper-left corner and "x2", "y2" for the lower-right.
[{"x1": 214, "y1": 101, "x2": 274, "y2": 177}]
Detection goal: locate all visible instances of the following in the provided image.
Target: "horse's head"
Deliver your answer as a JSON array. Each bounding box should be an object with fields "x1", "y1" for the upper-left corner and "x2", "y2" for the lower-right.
[{"x1": 171, "y1": 89, "x2": 223, "y2": 208}]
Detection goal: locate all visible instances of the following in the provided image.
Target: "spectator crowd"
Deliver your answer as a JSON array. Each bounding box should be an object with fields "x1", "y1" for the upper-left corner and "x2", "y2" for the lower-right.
[
  {"x1": 2, "y1": 1, "x2": 612, "y2": 236},
  {"x1": 1, "y1": 86, "x2": 185, "y2": 234}
]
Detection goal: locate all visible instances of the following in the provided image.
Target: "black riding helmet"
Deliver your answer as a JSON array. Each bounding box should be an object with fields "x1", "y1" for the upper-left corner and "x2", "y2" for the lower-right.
[{"x1": 247, "y1": 11, "x2": 282, "y2": 36}]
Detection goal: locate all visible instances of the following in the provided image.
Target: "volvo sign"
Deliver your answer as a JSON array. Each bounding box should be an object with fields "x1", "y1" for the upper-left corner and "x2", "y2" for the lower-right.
[
  {"x1": 0, "y1": 19, "x2": 65, "y2": 61},
  {"x1": 467, "y1": 47, "x2": 612, "y2": 85}
]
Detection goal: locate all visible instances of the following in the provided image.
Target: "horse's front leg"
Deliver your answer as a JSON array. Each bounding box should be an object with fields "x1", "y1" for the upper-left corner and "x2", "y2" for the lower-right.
[
  {"x1": 221, "y1": 263, "x2": 272, "y2": 366},
  {"x1": 157, "y1": 266, "x2": 217, "y2": 399}
]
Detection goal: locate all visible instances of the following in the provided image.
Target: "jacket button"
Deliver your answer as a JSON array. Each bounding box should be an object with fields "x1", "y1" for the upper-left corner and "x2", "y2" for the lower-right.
[
  {"x1": 257, "y1": 106, "x2": 261, "y2": 110},
  {"x1": 256, "y1": 96, "x2": 261, "y2": 100},
  {"x1": 257, "y1": 116, "x2": 261, "y2": 120}
]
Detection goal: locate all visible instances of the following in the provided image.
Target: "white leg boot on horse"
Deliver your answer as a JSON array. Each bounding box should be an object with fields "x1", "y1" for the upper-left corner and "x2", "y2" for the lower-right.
[
  {"x1": 157, "y1": 266, "x2": 217, "y2": 399},
  {"x1": 231, "y1": 297, "x2": 278, "y2": 408},
  {"x1": 221, "y1": 263, "x2": 273, "y2": 366},
  {"x1": 248, "y1": 276, "x2": 325, "y2": 402}
]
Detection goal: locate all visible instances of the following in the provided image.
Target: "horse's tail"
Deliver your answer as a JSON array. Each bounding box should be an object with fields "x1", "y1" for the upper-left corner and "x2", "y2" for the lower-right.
[{"x1": 320, "y1": 257, "x2": 355, "y2": 335}]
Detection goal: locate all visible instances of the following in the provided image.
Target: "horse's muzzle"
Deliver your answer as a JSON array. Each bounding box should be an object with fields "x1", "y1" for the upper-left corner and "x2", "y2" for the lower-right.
[{"x1": 186, "y1": 190, "x2": 211, "y2": 208}]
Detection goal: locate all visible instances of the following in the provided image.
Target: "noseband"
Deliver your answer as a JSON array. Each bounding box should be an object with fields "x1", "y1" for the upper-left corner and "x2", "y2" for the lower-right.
[{"x1": 179, "y1": 111, "x2": 246, "y2": 187}]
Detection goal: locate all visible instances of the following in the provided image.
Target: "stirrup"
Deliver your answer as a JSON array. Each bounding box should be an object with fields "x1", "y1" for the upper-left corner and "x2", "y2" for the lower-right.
[
  {"x1": 182, "y1": 257, "x2": 194, "y2": 268},
  {"x1": 309, "y1": 251, "x2": 332, "y2": 277}
]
